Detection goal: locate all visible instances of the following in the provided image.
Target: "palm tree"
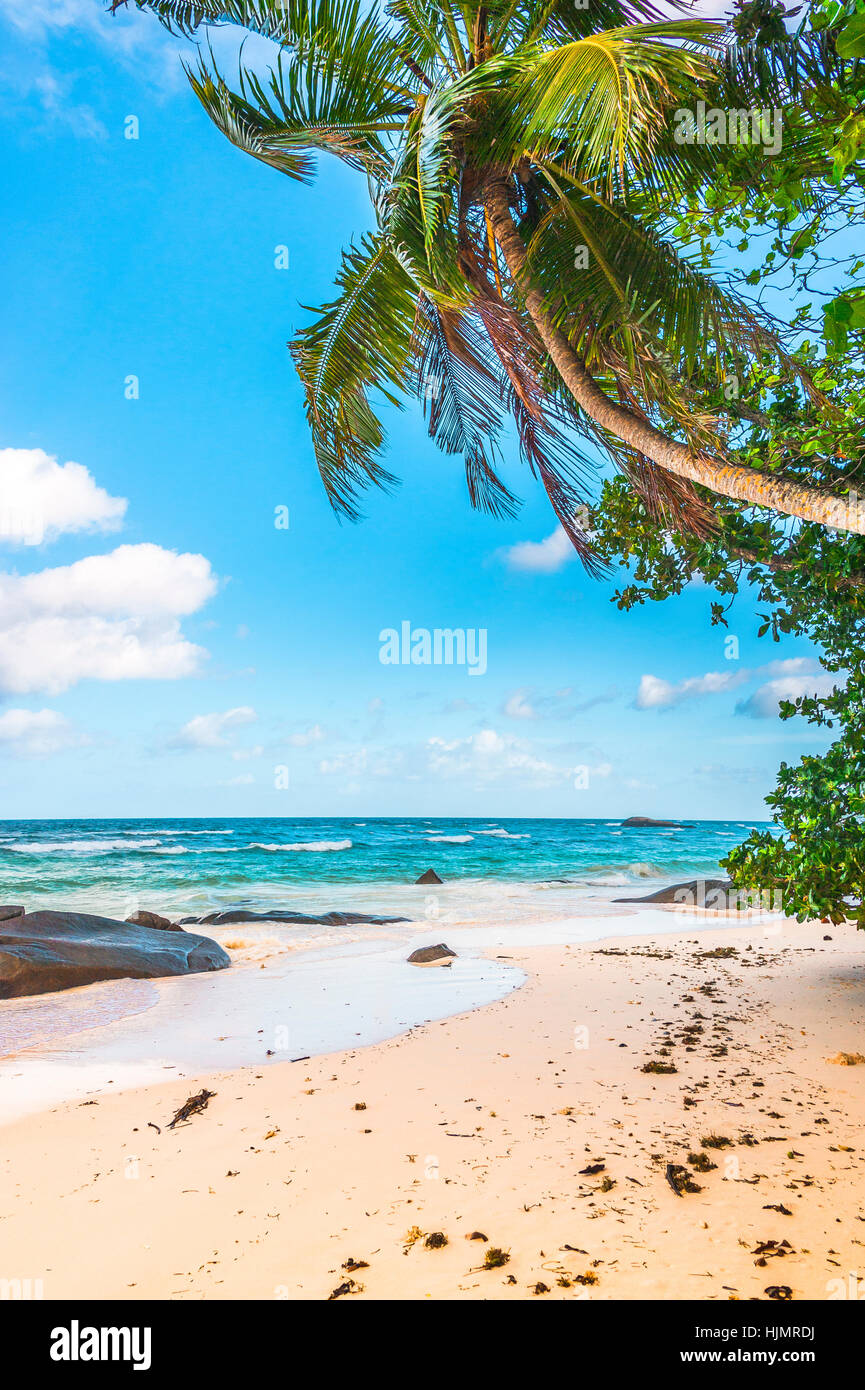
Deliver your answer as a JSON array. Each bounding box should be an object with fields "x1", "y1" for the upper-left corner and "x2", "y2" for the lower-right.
[{"x1": 110, "y1": 0, "x2": 865, "y2": 554}]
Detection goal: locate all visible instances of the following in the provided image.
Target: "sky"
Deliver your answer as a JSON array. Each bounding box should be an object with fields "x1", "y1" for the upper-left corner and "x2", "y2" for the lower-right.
[{"x1": 0, "y1": 0, "x2": 838, "y2": 821}]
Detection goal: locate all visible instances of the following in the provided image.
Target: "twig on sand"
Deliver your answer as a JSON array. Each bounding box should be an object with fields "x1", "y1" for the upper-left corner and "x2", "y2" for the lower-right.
[{"x1": 167, "y1": 1089, "x2": 216, "y2": 1129}]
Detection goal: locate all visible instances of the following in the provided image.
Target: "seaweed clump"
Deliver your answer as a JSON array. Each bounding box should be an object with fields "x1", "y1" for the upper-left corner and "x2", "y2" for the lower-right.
[{"x1": 484, "y1": 1247, "x2": 510, "y2": 1269}]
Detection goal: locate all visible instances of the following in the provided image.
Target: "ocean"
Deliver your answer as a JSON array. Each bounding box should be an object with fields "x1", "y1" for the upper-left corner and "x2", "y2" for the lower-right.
[{"x1": 0, "y1": 815, "x2": 761, "y2": 925}]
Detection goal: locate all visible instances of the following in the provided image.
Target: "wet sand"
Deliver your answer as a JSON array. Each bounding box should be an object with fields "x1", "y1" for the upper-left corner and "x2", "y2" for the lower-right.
[{"x1": 1, "y1": 914, "x2": 863, "y2": 1300}]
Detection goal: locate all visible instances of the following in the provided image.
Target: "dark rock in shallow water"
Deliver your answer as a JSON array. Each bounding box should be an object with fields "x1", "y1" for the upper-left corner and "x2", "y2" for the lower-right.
[
  {"x1": 0, "y1": 910, "x2": 230, "y2": 1000},
  {"x1": 415, "y1": 869, "x2": 443, "y2": 885},
  {"x1": 407, "y1": 942, "x2": 456, "y2": 966},
  {"x1": 125, "y1": 909, "x2": 182, "y2": 932},
  {"x1": 620, "y1": 816, "x2": 694, "y2": 828},
  {"x1": 614, "y1": 878, "x2": 738, "y2": 909},
  {"x1": 0, "y1": 905, "x2": 25, "y2": 922},
  {"x1": 180, "y1": 908, "x2": 409, "y2": 927}
]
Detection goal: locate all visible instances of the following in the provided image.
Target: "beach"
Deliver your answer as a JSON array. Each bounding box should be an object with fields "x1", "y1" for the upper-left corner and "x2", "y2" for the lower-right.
[{"x1": 2, "y1": 908, "x2": 863, "y2": 1302}]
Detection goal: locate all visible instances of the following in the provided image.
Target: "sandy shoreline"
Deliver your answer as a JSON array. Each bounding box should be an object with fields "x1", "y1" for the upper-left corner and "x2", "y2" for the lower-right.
[{"x1": 1, "y1": 913, "x2": 863, "y2": 1301}]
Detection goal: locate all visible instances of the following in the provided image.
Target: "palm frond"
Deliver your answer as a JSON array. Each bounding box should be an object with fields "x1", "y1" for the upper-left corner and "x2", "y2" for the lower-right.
[
  {"x1": 411, "y1": 298, "x2": 520, "y2": 517},
  {"x1": 468, "y1": 23, "x2": 724, "y2": 195},
  {"x1": 291, "y1": 234, "x2": 419, "y2": 516},
  {"x1": 525, "y1": 186, "x2": 785, "y2": 389}
]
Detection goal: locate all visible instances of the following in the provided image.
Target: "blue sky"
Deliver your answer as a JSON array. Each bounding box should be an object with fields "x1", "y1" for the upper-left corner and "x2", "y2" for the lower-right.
[{"x1": 0, "y1": 0, "x2": 836, "y2": 820}]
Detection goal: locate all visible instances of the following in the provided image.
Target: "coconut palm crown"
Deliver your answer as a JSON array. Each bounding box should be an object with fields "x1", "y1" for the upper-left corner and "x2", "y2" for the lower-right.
[{"x1": 111, "y1": 0, "x2": 863, "y2": 555}]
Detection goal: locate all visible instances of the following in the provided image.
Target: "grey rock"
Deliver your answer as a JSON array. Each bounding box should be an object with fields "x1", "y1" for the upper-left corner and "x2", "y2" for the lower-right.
[
  {"x1": 415, "y1": 869, "x2": 443, "y2": 885},
  {"x1": 614, "y1": 878, "x2": 739, "y2": 909},
  {"x1": 125, "y1": 909, "x2": 182, "y2": 932},
  {"x1": 620, "y1": 816, "x2": 694, "y2": 828},
  {"x1": 407, "y1": 942, "x2": 457, "y2": 966},
  {"x1": 0, "y1": 905, "x2": 25, "y2": 922},
  {"x1": 0, "y1": 910, "x2": 230, "y2": 1000}
]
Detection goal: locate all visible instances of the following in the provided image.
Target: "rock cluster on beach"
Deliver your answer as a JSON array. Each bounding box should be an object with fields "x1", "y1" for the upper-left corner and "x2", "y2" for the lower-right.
[
  {"x1": 0, "y1": 910, "x2": 230, "y2": 999},
  {"x1": 179, "y1": 908, "x2": 409, "y2": 927}
]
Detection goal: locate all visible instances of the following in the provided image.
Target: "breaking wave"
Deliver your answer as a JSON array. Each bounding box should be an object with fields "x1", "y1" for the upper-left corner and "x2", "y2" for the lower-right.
[{"x1": 247, "y1": 839, "x2": 353, "y2": 853}]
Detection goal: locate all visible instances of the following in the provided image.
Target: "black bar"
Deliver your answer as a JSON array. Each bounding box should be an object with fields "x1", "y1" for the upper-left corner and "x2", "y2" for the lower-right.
[{"x1": 3, "y1": 1297, "x2": 856, "y2": 1374}]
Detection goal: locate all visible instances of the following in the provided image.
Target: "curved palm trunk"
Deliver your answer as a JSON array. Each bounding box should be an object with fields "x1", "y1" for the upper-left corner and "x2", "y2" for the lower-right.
[{"x1": 483, "y1": 180, "x2": 865, "y2": 536}]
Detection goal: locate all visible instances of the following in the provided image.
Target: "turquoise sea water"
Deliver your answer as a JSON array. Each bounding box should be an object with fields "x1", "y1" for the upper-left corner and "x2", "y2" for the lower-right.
[{"x1": 0, "y1": 816, "x2": 763, "y2": 922}]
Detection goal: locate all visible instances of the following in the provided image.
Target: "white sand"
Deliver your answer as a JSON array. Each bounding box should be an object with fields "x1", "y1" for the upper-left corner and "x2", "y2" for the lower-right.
[{"x1": 1, "y1": 912, "x2": 863, "y2": 1300}]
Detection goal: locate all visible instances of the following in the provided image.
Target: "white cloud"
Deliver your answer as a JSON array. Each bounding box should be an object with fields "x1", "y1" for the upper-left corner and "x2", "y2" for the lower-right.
[
  {"x1": 635, "y1": 670, "x2": 746, "y2": 709},
  {"x1": 318, "y1": 746, "x2": 404, "y2": 779},
  {"x1": 170, "y1": 706, "x2": 257, "y2": 749},
  {"x1": 761, "y1": 657, "x2": 823, "y2": 677},
  {"x1": 0, "y1": 447, "x2": 127, "y2": 544},
  {"x1": 0, "y1": 543, "x2": 216, "y2": 620},
  {"x1": 287, "y1": 723, "x2": 326, "y2": 747},
  {"x1": 426, "y1": 728, "x2": 603, "y2": 787},
  {"x1": 220, "y1": 772, "x2": 255, "y2": 786},
  {"x1": 32, "y1": 70, "x2": 108, "y2": 139},
  {"x1": 0, "y1": 0, "x2": 190, "y2": 90},
  {"x1": 502, "y1": 526, "x2": 574, "y2": 574},
  {"x1": 0, "y1": 544, "x2": 217, "y2": 695},
  {"x1": 0, "y1": 0, "x2": 112, "y2": 35},
  {"x1": 0, "y1": 707, "x2": 86, "y2": 756},
  {"x1": 736, "y1": 674, "x2": 840, "y2": 719},
  {"x1": 502, "y1": 688, "x2": 535, "y2": 720},
  {"x1": 635, "y1": 657, "x2": 826, "y2": 712}
]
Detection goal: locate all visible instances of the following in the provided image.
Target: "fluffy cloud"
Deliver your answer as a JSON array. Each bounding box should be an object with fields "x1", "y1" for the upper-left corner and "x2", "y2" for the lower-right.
[
  {"x1": 736, "y1": 674, "x2": 840, "y2": 719},
  {"x1": 0, "y1": 447, "x2": 126, "y2": 544},
  {"x1": 635, "y1": 670, "x2": 746, "y2": 709},
  {"x1": 0, "y1": 544, "x2": 217, "y2": 694},
  {"x1": 0, "y1": 707, "x2": 86, "y2": 756},
  {"x1": 502, "y1": 526, "x2": 574, "y2": 574},
  {"x1": 636, "y1": 658, "x2": 825, "y2": 712},
  {"x1": 170, "y1": 706, "x2": 257, "y2": 749},
  {"x1": 427, "y1": 728, "x2": 608, "y2": 787}
]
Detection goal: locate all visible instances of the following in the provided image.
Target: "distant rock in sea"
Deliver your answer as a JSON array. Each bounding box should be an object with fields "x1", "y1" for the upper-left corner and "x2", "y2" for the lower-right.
[
  {"x1": 125, "y1": 909, "x2": 182, "y2": 932},
  {"x1": 415, "y1": 869, "x2": 444, "y2": 884},
  {"x1": 0, "y1": 905, "x2": 25, "y2": 921},
  {"x1": 614, "y1": 878, "x2": 738, "y2": 908},
  {"x1": 179, "y1": 908, "x2": 409, "y2": 927},
  {"x1": 620, "y1": 816, "x2": 694, "y2": 828},
  {"x1": 407, "y1": 942, "x2": 456, "y2": 966},
  {"x1": 0, "y1": 910, "x2": 230, "y2": 999}
]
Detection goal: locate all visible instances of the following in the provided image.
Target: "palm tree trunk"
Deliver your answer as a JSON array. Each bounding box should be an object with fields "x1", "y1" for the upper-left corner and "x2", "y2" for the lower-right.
[{"x1": 483, "y1": 179, "x2": 865, "y2": 535}]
